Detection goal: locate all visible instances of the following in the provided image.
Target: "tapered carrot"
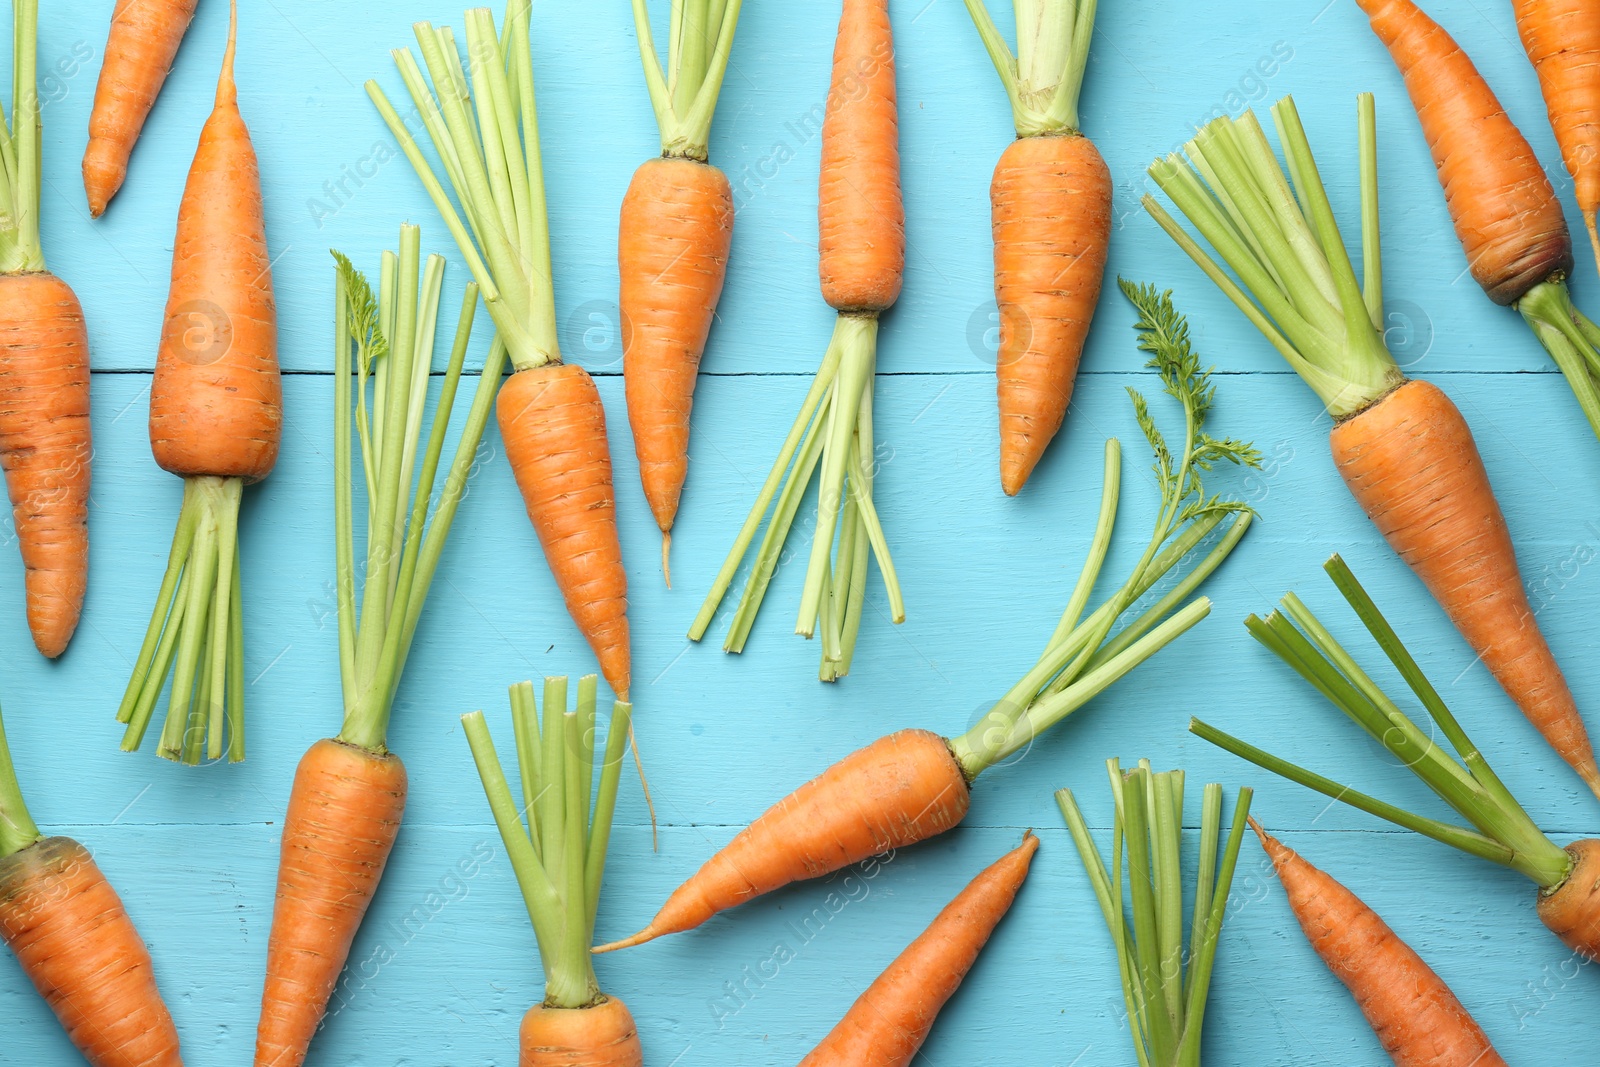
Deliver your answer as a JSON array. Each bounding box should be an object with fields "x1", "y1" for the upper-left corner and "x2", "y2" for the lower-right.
[
  {"x1": 83, "y1": 0, "x2": 199, "y2": 216},
  {"x1": 622, "y1": 0, "x2": 741, "y2": 580},
  {"x1": 0, "y1": 701, "x2": 182, "y2": 1067},
  {"x1": 964, "y1": 0, "x2": 1111, "y2": 494},
  {"x1": 798, "y1": 833, "x2": 1036, "y2": 1066},
  {"x1": 1252, "y1": 822, "x2": 1505, "y2": 1067},
  {"x1": 0, "y1": 0, "x2": 92, "y2": 659}
]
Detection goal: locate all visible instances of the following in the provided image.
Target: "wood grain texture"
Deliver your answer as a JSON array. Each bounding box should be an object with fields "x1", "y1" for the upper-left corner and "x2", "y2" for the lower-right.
[{"x1": 3, "y1": 1, "x2": 1600, "y2": 1065}]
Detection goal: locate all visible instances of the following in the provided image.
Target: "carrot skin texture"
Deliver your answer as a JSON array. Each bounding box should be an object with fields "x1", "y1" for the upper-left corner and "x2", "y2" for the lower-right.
[
  {"x1": 149, "y1": 37, "x2": 281, "y2": 483},
  {"x1": 798, "y1": 833, "x2": 1036, "y2": 1067},
  {"x1": 1538, "y1": 837, "x2": 1600, "y2": 961},
  {"x1": 619, "y1": 156, "x2": 733, "y2": 534},
  {"x1": 1254, "y1": 823, "x2": 1506, "y2": 1067},
  {"x1": 0, "y1": 273, "x2": 91, "y2": 658},
  {"x1": 1510, "y1": 0, "x2": 1600, "y2": 228},
  {"x1": 818, "y1": 0, "x2": 904, "y2": 313},
  {"x1": 498, "y1": 364, "x2": 631, "y2": 696},
  {"x1": 1330, "y1": 379, "x2": 1600, "y2": 790},
  {"x1": 992, "y1": 133, "x2": 1111, "y2": 495},
  {"x1": 83, "y1": 0, "x2": 199, "y2": 217},
  {"x1": 1355, "y1": 0, "x2": 1571, "y2": 304},
  {"x1": 599, "y1": 729, "x2": 968, "y2": 951},
  {"x1": 254, "y1": 740, "x2": 407, "y2": 1067},
  {"x1": 0, "y1": 837, "x2": 183, "y2": 1067},
  {"x1": 519, "y1": 997, "x2": 644, "y2": 1067}
]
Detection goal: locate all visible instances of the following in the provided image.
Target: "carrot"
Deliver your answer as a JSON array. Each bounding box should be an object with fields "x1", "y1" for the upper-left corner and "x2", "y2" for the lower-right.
[
  {"x1": 964, "y1": 0, "x2": 1110, "y2": 495},
  {"x1": 463, "y1": 677, "x2": 640, "y2": 1067},
  {"x1": 1509, "y1": 0, "x2": 1600, "y2": 272},
  {"x1": 622, "y1": 0, "x2": 742, "y2": 581},
  {"x1": 1144, "y1": 93, "x2": 1600, "y2": 800},
  {"x1": 690, "y1": 0, "x2": 906, "y2": 679},
  {"x1": 600, "y1": 290, "x2": 1256, "y2": 951},
  {"x1": 0, "y1": 702, "x2": 182, "y2": 1066},
  {"x1": 370, "y1": 6, "x2": 632, "y2": 698},
  {"x1": 1192, "y1": 555, "x2": 1600, "y2": 966},
  {"x1": 797, "y1": 833, "x2": 1036, "y2": 1066},
  {"x1": 115, "y1": 0, "x2": 280, "y2": 763},
  {"x1": 82, "y1": 0, "x2": 198, "y2": 217},
  {"x1": 252, "y1": 225, "x2": 496, "y2": 1066},
  {"x1": 0, "y1": 0, "x2": 92, "y2": 659},
  {"x1": 1251, "y1": 821, "x2": 1506, "y2": 1067}
]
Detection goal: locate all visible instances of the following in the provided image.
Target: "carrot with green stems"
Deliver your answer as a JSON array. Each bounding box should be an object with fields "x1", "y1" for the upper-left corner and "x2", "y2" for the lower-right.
[
  {"x1": 368, "y1": 4, "x2": 631, "y2": 696},
  {"x1": 623, "y1": 0, "x2": 742, "y2": 582},
  {"x1": 1353, "y1": 0, "x2": 1600, "y2": 455},
  {"x1": 963, "y1": 0, "x2": 1110, "y2": 495},
  {"x1": 1057, "y1": 761, "x2": 1251, "y2": 1067},
  {"x1": 463, "y1": 677, "x2": 640, "y2": 1066},
  {"x1": 0, "y1": 0, "x2": 92, "y2": 660},
  {"x1": 1192, "y1": 554, "x2": 1600, "y2": 963},
  {"x1": 1251, "y1": 822, "x2": 1506, "y2": 1067},
  {"x1": 689, "y1": 0, "x2": 905, "y2": 679},
  {"x1": 83, "y1": 0, "x2": 198, "y2": 216},
  {"x1": 597, "y1": 286, "x2": 1257, "y2": 952},
  {"x1": 1143, "y1": 92, "x2": 1600, "y2": 800},
  {"x1": 115, "y1": 0, "x2": 278, "y2": 764},
  {"x1": 253, "y1": 231, "x2": 497, "y2": 1067},
  {"x1": 798, "y1": 833, "x2": 1036, "y2": 1066},
  {"x1": 0, "y1": 700, "x2": 183, "y2": 1065}
]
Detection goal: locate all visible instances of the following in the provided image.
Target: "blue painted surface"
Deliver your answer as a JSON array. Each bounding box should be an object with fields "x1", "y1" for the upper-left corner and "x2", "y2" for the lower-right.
[{"x1": 5, "y1": 0, "x2": 1600, "y2": 1064}]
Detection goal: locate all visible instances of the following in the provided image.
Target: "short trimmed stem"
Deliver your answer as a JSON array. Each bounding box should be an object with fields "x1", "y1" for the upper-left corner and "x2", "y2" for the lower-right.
[{"x1": 0, "y1": 704, "x2": 41, "y2": 859}]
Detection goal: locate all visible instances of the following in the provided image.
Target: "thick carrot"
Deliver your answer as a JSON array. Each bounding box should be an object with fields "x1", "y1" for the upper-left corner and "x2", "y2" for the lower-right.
[
  {"x1": 1537, "y1": 837, "x2": 1600, "y2": 959},
  {"x1": 798, "y1": 833, "x2": 1036, "y2": 1067},
  {"x1": 1252, "y1": 821, "x2": 1505, "y2": 1067},
  {"x1": 1329, "y1": 379, "x2": 1600, "y2": 794},
  {"x1": 1510, "y1": 0, "x2": 1600, "y2": 269},
  {"x1": 520, "y1": 998, "x2": 642, "y2": 1067},
  {"x1": 83, "y1": 0, "x2": 199, "y2": 217},
  {"x1": 254, "y1": 739, "x2": 408, "y2": 1067},
  {"x1": 499, "y1": 364, "x2": 631, "y2": 697},
  {"x1": 1, "y1": 0, "x2": 92, "y2": 659}
]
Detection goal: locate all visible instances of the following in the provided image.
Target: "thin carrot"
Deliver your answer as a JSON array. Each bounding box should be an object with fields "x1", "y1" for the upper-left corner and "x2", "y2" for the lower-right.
[
  {"x1": 797, "y1": 833, "x2": 1036, "y2": 1066},
  {"x1": 370, "y1": 5, "x2": 632, "y2": 697},
  {"x1": 1251, "y1": 821, "x2": 1506, "y2": 1067},
  {"x1": 622, "y1": 0, "x2": 741, "y2": 581},
  {"x1": 0, "y1": 702, "x2": 182, "y2": 1067},
  {"x1": 83, "y1": 0, "x2": 199, "y2": 217},
  {"x1": 1144, "y1": 92, "x2": 1600, "y2": 799},
  {"x1": 599, "y1": 292, "x2": 1255, "y2": 952},
  {"x1": 964, "y1": 0, "x2": 1110, "y2": 495},
  {"x1": 117, "y1": 0, "x2": 280, "y2": 763},
  {"x1": 0, "y1": 0, "x2": 92, "y2": 659}
]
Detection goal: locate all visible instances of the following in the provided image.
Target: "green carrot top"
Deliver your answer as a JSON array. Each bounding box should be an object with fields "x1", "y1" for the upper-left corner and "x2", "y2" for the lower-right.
[
  {"x1": 0, "y1": 703, "x2": 42, "y2": 859},
  {"x1": 963, "y1": 0, "x2": 1099, "y2": 137},
  {"x1": 630, "y1": 0, "x2": 744, "y2": 160},
  {"x1": 0, "y1": 0, "x2": 43, "y2": 273}
]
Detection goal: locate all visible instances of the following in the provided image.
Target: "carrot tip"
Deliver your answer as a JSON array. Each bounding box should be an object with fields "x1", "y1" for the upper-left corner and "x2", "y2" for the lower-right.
[
  {"x1": 661, "y1": 531, "x2": 672, "y2": 589},
  {"x1": 1577, "y1": 761, "x2": 1600, "y2": 806},
  {"x1": 592, "y1": 929, "x2": 655, "y2": 955},
  {"x1": 1586, "y1": 215, "x2": 1600, "y2": 281}
]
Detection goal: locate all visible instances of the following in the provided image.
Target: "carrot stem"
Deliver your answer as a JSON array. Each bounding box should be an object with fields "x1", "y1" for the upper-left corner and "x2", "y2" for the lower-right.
[
  {"x1": 1357, "y1": 93, "x2": 1382, "y2": 331},
  {"x1": 965, "y1": 0, "x2": 1097, "y2": 136},
  {"x1": 1519, "y1": 280, "x2": 1600, "y2": 444},
  {"x1": 0, "y1": 0, "x2": 42, "y2": 273},
  {"x1": 0, "y1": 703, "x2": 40, "y2": 859}
]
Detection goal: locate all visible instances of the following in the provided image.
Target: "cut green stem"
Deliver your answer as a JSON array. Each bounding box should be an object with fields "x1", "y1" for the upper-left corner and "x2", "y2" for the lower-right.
[
  {"x1": 962, "y1": 0, "x2": 1098, "y2": 136},
  {"x1": 631, "y1": 0, "x2": 744, "y2": 159},
  {"x1": 0, "y1": 0, "x2": 44, "y2": 274},
  {"x1": 0, "y1": 703, "x2": 42, "y2": 859}
]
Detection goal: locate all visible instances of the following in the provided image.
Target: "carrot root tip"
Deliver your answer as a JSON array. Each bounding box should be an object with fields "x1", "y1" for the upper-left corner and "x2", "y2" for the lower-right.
[{"x1": 661, "y1": 530, "x2": 672, "y2": 589}]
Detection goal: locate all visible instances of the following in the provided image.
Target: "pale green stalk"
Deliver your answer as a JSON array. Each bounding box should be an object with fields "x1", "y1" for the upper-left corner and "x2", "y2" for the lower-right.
[
  {"x1": 0, "y1": 0, "x2": 43, "y2": 274},
  {"x1": 633, "y1": 0, "x2": 744, "y2": 158},
  {"x1": 963, "y1": 0, "x2": 1098, "y2": 136},
  {"x1": 0, "y1": 703, "x2": 42, "y2": 859}
]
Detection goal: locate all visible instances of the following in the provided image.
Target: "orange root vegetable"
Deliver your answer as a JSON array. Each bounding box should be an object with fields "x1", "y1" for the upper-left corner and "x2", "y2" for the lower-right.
[
  {"x1": 520, "y1": 998, "x2": 643, "y2": 1067},
  {"x1": 1537, "y1": 838, "x2": 1600, "y2": 960},
  {"x1": 499, "y1": 364, "x2": 631, "y2": 696},
  {"x1": 798, "y1": 833, "x2": 1037, "y2": 1067},
  {"x1": 83, "y1": 0, "x2": 199, "y2": 217},
  {"x1": 254, "y1": 739, "x2": 408, "y2": 1067},
  {"x1": 1253, "y1": 821, "x2": 1506, "y2": 1067}
]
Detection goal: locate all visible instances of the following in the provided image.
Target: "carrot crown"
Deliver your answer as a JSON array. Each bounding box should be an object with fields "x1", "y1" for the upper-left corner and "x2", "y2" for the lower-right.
[
  {"x1": 630, "y1": 0, "x2": 744, "y2": 160},
  {"x1": 1192, "y1": 554, "x2": 1574, "y2": 890},
  {"x1": 0, "y1": 703, "x2": 41, "y2": 860},
  {"x1": 964, "y1": 0, "x2": 1098, "y2": 136},
  {"x1": 1059, "y1": 762, "x2": 1251, "y2": 1067},
  {"x1": 948, "y1": 284, "x2": 1259, "y2": 778},
  {"x1": 463, "y1": 678, "x2": 633, "y2": 1009},
  {"x1": 1145, "y1": 94, "x2": 1403, "y2": 419},
  {"x1": 367, "y1": 4, "x2": 559, "y2": 374},
  {"x1": 331, "y1": 228, "x2": 502, "y2": 753},
  {"x1": 0, "y1": 0, "x2": 44, "y2": 274}
]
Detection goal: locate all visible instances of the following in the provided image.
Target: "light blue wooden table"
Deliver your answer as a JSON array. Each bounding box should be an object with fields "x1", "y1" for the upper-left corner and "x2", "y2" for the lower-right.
[{"x1": 5, "y1": 0, "x2": 1600, "y2": 1063}]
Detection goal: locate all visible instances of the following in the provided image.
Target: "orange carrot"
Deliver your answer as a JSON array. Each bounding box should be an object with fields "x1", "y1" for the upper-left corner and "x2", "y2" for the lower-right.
[
  {"x1": 117, "y1": 0, "x2": 281, "y2": 764},
  {"x1": 520, "y1": 998, "x2": 642, "y2": 1067},
  {"x1": 798, "y1": 833, "x2": 1036, "y2": 1067},
  {"x1": 964, "y1": 0, "x2": 1110, "y2": 494},
  {"x1": 83, "y1": 0, "x2": 199, "y2": 217},
  {"x1": 1510, "y1": 0, "x2": 1600, "y2": 270},
  {"x1": 1252, "y1": 821, "x2": 1506, "y2": 1067},
  {"x1": 1, "y1": 0, "x2": 92, "y2": 659},
  {"x1": 622, "y1": 0, "x2": 742, "y2": 578},
  {"x1": 1536, "y1": 838, "x2": 1600, "y2": 959}
]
